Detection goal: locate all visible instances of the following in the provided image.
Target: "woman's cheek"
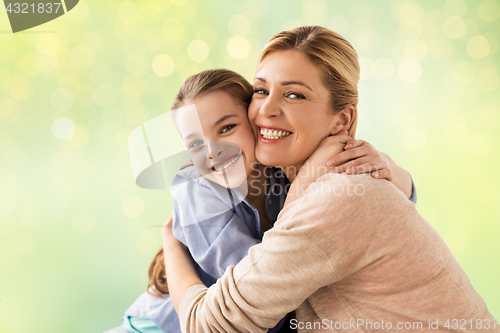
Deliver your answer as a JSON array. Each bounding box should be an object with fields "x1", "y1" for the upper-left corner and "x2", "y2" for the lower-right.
[{"x1": 247, "y1": 102, "x2": 260, "y2": 123}]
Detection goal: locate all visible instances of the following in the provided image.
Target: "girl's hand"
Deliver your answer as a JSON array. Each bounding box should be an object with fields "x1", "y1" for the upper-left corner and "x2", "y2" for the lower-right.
[
  {"x1": 327, "y1": 139, "x2": 413, "y2": 199},
  {"x1": 285, "y1": 130, "x2": 351, "y2": 207},
  {"x1": 327, "y1": 139, "x2": 393, "y2": 180},
  {"x1": 298, "y1": 129, "x2": 351, "y2": 181}
]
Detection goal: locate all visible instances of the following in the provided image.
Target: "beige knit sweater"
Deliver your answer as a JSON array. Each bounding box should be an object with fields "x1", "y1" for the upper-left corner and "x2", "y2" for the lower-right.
[{"x1": 179, "y1": 173, "x2": 497, "y2": 333}]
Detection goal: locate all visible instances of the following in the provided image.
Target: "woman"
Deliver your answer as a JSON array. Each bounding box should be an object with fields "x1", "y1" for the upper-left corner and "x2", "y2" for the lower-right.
[
  {"x1": 120, "y1": 65, "x2": 412, "y2": 333},
  {"x1": 162, "y1": 26, "x2": 497, "y2": 332}
]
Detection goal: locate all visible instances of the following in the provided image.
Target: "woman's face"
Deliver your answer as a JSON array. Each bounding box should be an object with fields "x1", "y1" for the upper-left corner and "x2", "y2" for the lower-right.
[
  {"x1": 174, "y1": 90, "x2": 257, "y2": 189},
  {"x1": 248, "y1": 50, "x2": 338, "y2": 172}
]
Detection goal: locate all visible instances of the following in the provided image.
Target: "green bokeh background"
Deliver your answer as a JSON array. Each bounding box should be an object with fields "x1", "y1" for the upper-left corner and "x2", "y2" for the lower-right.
[{"x1": 0, "y1": 0, "x2": 499, "y2": 332}]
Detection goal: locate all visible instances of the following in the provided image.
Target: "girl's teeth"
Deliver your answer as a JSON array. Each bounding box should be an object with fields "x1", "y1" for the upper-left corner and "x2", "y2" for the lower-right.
[{"x1": 214, "y1": 155, "x2": 239, "y2": 171}]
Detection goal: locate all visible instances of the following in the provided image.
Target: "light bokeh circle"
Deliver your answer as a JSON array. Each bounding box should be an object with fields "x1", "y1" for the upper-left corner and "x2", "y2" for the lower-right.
[
  {"x1": 52, "y1": 118, "x2": 76, "y2": 140},
  {"x1": 399, "y1": 60, "x2": 422, "y2": 82},
  {"x1": 152, "y1": 54, "x2": 175, "y2": 77},
  {"x1": 187, "y1": 40, "x2": 210, "y2": 62},
  {"x1": 122, "y1": 196, "x2": 145, "y2": 219},
  {"x1": 226, "y1": 36, "x2": 250, "y2": 59}
]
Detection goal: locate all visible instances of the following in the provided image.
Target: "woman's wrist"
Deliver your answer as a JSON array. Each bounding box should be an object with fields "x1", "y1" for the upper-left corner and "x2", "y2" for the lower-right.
[{"x1": 284, "y1": 167, "x2": 317, "y2": 207}]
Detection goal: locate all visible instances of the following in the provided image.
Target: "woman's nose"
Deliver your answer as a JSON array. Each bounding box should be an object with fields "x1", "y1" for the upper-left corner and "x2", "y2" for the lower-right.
[
  {"x1": 207, "y1": 142, "x2": 224, "y2": 160},
  {"x1": 258, "y1": 94, "x2": 281, "y2": 118}
]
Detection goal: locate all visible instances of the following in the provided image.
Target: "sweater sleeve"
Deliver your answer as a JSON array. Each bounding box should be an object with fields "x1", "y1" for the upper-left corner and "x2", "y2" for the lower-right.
[{"x1": 178, "y1": 173, "x2": 407, "y2": 333}]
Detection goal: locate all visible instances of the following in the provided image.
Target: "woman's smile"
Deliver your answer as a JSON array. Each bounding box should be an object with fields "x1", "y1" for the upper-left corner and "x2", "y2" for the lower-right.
[
  {"x1": 258, "y1": 125, "x2": 292, "y2": 142},
  {"x1": 248, "y1": 49, "x2": 336, "y2": 173}
]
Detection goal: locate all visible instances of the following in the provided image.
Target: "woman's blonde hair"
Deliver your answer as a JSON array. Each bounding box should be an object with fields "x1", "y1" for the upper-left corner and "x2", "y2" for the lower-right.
[
  {"x1": 147, "y1": 69, "x2": 253, "y2": 297},
  {"x1": 259, "y1": 26, "x2": 360, "y2": 138}
]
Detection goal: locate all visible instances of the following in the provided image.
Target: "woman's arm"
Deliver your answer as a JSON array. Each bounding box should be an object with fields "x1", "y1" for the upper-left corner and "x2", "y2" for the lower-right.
[
  {"x1": 165, "y1": 174, "x2": 395, "y2": 333},
  {"x1": 170, "y1": 172, "x2": 289, "y2": 333}
]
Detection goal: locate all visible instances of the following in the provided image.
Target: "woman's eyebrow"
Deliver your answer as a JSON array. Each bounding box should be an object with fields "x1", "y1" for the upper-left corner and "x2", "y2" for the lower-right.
[
  {"x1": 254, "y1": 77, "x2": 313, "y2": 91},
  {"x1": 282, "y1": 81, "x2": 313, "y2": 91},
  {"x1": 213, "y1": 114, "x2": 238, "y2": 128}
]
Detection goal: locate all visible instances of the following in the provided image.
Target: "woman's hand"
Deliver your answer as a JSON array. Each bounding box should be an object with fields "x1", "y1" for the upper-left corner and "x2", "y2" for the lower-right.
[{"x1": 327, "y1": 139, "x2": 413, "y2": 199}]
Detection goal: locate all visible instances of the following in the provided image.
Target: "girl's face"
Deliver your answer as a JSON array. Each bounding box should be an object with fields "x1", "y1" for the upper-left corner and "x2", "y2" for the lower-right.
[
  {"x1": 248, "y1": 50, "x2": 339, "y2": 172},
  {"x1": 174, "y1": 90, "x2": 257, "y2": 189}
]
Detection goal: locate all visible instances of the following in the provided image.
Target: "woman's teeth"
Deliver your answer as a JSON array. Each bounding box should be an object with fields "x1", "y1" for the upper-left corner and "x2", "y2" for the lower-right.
[
  {"x1": 260, "y1": 128, "x2": 291, "y2": 140},
  {"x1": 213, "y1": 154, "x2": 240, "y2": 172}
]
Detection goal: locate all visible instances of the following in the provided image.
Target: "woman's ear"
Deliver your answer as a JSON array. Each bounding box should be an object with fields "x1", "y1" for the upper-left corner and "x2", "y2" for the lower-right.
[{"x1": 330, "y1": 105, "x2": 355, "y2": 136}]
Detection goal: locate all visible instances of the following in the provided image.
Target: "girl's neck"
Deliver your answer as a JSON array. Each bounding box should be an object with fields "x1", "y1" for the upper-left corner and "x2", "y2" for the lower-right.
[
  {"x1": 246, "y1": 162, "x2": 268, "y2": 199},
  {"x1": 245, "y1": 163, "x2": 270, "y2": 232}
]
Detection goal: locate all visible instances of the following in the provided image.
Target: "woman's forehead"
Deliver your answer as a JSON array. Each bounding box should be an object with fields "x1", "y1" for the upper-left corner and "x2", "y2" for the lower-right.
[{"x1": 255, "y1": 50, "x2": 323, "y2": 85}]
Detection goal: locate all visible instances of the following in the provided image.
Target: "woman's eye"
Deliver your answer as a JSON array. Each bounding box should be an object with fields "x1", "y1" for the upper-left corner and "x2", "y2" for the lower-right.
[
  {"x1": 221, "y1": 124, "x2": 236, "y2": 133},
  {"x1": 286, "y1": 92, "x2": 305, "y2": 100},
  {"x1": 253, "y1": 88, "x2": 268, "y2": 95},
  {"x1": 189, "y1": 140, "x2": 204, "y2": 149}
]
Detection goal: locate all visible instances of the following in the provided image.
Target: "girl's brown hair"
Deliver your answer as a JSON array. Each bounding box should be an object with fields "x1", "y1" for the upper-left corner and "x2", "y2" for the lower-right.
[
  {"x1": 259, "y1": 26, "x2": 360, "y2": 138},
  {"x1": 171, "y1": 68, "x2": 253, "y2": 111},
  {"x1": 147, "y1": 69, "x2": 253, "y2": 297}
]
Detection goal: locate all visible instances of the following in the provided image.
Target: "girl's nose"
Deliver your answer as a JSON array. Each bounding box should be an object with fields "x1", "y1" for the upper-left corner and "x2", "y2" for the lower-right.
[{"x1": 207, "y1": 142, "x2": 224, "y2": 160}]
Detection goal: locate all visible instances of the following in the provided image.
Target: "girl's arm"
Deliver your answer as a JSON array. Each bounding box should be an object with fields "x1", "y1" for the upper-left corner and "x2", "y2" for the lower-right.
[
  {"x1": 285, "y1": 131, "x2": 417, "y2": 209},
  {"x1": 285, "y1": 132, "x2": 417, "y2": 208},
  {"x1": 327, "y1": 139, "x2": 415, "y2": 201}
]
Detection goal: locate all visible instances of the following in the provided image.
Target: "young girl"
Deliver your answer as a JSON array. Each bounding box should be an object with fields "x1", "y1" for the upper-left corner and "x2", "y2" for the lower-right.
[{"x1": 108, "y1": 69, "x2": 416, "y2": 333}]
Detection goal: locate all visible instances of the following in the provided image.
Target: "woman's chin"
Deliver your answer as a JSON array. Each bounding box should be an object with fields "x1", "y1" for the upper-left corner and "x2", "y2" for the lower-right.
[{"x1": 255, "y1": 149, "x2": 286, "y2": 168}]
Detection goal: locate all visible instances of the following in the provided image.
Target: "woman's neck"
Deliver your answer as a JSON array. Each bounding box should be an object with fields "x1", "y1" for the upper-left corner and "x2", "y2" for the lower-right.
[{"x1": 280, "y1": 163, "x2": 304, "y2": 183}]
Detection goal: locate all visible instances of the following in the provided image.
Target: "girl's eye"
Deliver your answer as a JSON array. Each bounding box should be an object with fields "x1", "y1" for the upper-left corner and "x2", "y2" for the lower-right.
[
  {"x1": 286, "y1": 92, "x2": 305, "y2": 100},
  {"x1": 221, "y1": 124, "x2": 236, "y2": 133},
  {"x1": 189, "y1": 140, "x2": 204, "y2": 149},
  {"x1": 253, "y1": 88, "x2": 268, "y2": 95}
]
